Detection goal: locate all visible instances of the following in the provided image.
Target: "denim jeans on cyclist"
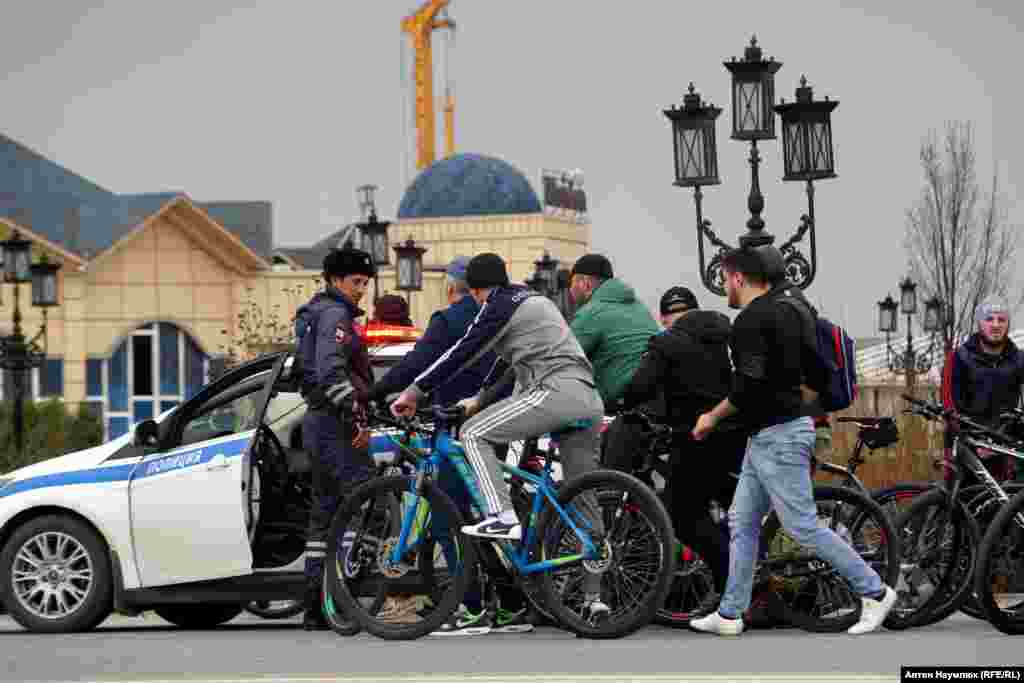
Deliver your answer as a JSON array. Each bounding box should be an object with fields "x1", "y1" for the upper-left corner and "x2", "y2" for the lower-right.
[{"x1": 718, "y1": 416, "x2": 885, "y2": 620}]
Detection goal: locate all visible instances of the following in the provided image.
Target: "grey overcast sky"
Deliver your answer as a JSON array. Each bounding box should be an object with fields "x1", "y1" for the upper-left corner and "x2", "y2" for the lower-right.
[{"x1": 2, "y1": 1, "x2": 1021, "y2": 336}]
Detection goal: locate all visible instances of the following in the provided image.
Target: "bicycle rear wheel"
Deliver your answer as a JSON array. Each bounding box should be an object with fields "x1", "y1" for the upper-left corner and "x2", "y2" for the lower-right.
[
  {"x1": 325, "y1": 475, "x2": 477, "y2": 640},
  {"x1": 974, "y1": 486, "x2": 1024, "y2": 634},
  {"x1": 654, "y1": 545, "x2": 716, "y2": 628},
  {"x1": 534, "y1": 469, "x2": 675, "y2": 639},
  {"x1": 886, "y1": 487, "x2": 979, "y2": 630},
  {"x1": 758, "y1": 485, "x2": 900, "y2": 633}
]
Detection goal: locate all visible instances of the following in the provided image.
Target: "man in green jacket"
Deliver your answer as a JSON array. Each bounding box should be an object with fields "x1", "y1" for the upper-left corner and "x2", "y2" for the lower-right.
[{"x1": 568, "y1": 254, "x2": 661, "y2": 406}]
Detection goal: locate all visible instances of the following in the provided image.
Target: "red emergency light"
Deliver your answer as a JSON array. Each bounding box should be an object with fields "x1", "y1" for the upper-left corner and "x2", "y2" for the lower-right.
[{"x1": 364, "y1": 322, "x2": 423, "y2": 345}]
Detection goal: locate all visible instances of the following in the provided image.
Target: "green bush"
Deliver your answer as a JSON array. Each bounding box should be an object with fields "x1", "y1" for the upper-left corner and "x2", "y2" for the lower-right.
[{"x1": 0, "y1": 400, "x2": 104, "y2": 475}]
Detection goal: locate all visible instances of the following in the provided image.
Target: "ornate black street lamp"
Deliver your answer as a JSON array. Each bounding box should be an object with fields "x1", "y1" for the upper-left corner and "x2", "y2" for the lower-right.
[
  {"x1": 0, "y1": 231, "x2": 61, "y2": 456},
  {"x1": 664, "y1": 36, "x2": 839, "y2": 295},
  {"x1": 393, "y1": 237, "x2": 427, "y2": 312},
  {"x1": 877, "y1": 277, "x2": 943, "y2": 388},
  {"x1": 353, "y1": 184, "x2": 391, "y2": 296},
  {"x1": 526, "y1": 252, "x2": 574, "y2": 319}
]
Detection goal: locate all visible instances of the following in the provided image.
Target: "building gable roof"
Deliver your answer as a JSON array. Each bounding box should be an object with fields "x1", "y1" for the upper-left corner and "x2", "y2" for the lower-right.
[{"x1": 0, "y1": 133, "x2": 274, "y2": 262}]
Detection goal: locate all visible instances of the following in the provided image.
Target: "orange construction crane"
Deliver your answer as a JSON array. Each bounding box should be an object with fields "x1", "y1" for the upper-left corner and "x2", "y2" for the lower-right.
[{"x1": 401, "y1": 0, "x2": 455, "y2": 171}]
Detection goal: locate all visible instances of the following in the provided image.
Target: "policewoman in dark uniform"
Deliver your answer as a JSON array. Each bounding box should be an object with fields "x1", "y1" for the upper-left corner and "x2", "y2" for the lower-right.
[{"x1": 294, "y1": 248, "x2": 376, "y2": 630}]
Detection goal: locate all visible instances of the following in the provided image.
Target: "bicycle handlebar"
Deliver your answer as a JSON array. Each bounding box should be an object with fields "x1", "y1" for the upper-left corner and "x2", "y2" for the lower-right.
[{"x1": 900, "y1": 394, "x2": 1024, "y2": 447}]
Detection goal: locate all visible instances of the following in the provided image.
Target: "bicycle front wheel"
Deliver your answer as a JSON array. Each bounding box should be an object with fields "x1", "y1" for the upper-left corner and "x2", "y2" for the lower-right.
[
  {"x1": 534, "y1": 469, "x2": 675, "y2": 639},
  {"x1": 974, "y1": 486, "x2": 1024, "y2": 634},
  {"x1": 759, "y1": 485, "x2": 900, "y2": 633},
  {"x1": 325, "y1": 475, "x2": 477, "y2": 640},
  {"x1": 886, "y1": 487, "x2": 979, "y2": 630}
]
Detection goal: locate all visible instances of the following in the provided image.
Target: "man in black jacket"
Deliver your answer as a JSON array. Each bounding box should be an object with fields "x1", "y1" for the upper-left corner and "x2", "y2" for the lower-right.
[
  {"x1": 690, "y1": 247, "x2": 895, "y2": 637},
  {"x1": 950, "y1": 300, "x2": 1024, "y2": 481},
  {"x1": 621, "y1": 286, "x2": 746, "y2": 616}
]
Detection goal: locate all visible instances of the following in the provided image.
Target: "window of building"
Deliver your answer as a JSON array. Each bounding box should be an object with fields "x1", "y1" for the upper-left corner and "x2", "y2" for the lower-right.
[
  {"x1": 40, "y1": 358, "x2": 63, "y2": 397},
  {"x1": 132, "y1": 334, "x2": 153, "y2": 396},
  {"x1": 86, "y1": 359, "x2": 103, "y2": 397}
]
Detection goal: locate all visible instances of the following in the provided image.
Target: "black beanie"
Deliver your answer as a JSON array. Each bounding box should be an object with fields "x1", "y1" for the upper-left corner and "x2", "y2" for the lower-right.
[
  {"x1": 571, "y1": 253, "x2": 614, "y2": 280},
  {"x1": 323, "y1": 248, "x2": 377, "y2": 279},
  {"x1": 465, "y1": 253, "x2": 510, "y2": 289}
]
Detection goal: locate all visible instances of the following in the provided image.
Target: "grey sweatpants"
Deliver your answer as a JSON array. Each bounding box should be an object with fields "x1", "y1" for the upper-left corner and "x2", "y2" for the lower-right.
[
  {"x1": 462, "y1": 377, "x2": 606, "y2": 597},
  {"x1": 462, "y1": 377, "x2": 604, "y2": 516}
]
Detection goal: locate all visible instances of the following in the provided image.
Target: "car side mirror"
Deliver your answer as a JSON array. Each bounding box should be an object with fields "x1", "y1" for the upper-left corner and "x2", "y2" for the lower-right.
[{"x1": 133, "y1": 419, "x2": 160, "y2": 448}]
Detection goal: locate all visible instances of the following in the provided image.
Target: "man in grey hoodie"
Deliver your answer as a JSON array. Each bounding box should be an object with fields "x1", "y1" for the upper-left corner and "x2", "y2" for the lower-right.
[{"x1": 390, "y1": 253, "x2": 611, "y2": 618}]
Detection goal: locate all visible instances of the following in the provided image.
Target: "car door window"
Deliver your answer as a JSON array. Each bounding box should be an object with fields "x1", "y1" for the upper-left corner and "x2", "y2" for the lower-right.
[{"x1": 180, "y1": 387, "x2": 264, "y2": 446}]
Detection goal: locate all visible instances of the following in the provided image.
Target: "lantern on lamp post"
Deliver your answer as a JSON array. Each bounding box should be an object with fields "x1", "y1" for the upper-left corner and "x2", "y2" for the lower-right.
[
  {"x1": 0, "y1": 230, "x2": 62, "y2": 457},
  {"x1": 393, "y1": 237, "x2": 427, "y2": 313},
  {"x1": 354, "y1": 184, "x2": 391, "y2": 296}
]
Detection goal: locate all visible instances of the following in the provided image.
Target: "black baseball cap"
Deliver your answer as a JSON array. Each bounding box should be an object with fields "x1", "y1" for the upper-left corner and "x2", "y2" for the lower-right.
[
  {"x1": 571, "y1": 254, "x2": 614, "y2": 280},
  {"x1": 660, "y1": 286, "x2": 699, "y2": 315}
]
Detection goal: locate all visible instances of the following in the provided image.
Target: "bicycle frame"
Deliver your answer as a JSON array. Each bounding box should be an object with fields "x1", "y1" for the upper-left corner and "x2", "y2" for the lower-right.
[
  {"x1": 385, "y1": 427, "x2": 601, "y2": 577},
  {"x1": 952, "y1": 435, "x2": 1024, "y2": 531}
]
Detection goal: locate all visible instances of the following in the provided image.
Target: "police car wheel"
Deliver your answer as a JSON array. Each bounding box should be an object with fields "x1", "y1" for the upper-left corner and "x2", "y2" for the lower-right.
[
  {"x1": 244, "y1": 599, "x2": 304, "y2": 620},
  {"x1": 0, "y1": 515, "x2": 113, "y2": 633},
  {"x1": 154, "y1": 603, "x2": 244, "y2": 629}
]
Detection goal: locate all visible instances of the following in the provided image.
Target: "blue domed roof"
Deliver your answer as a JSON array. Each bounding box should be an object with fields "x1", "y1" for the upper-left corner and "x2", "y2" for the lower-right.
[{"x1": 398, "y1": 154, "x2": 541, "y2": 220}]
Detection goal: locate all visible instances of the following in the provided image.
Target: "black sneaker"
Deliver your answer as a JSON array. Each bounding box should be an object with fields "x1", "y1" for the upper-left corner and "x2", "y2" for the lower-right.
[
  {"x1": 429, "y1": 605, "x2": 492, "y2": 636},
  {"x1": 461, "y1": 517, "x2": 522, "y2": 541}
]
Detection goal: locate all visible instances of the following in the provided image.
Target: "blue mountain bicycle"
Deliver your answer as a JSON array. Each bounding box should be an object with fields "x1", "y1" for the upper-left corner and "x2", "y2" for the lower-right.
[{"x1": 324, "y1": 405, "x2": 676, "y2": 640}]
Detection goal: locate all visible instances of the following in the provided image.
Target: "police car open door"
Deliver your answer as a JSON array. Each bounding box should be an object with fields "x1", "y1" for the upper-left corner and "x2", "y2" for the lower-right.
[{"x1": 128, "y1": 354, "x2": 286, "y2": 587}]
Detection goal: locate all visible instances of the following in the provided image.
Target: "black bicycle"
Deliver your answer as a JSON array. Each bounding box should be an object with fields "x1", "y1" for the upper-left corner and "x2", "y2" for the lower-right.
[
  {"x1": 887, "y1": 394, "x2": 1024, "y2": 630},
  {"x1": 604, "y1": 408, "x2": 900, "y2": 633}
]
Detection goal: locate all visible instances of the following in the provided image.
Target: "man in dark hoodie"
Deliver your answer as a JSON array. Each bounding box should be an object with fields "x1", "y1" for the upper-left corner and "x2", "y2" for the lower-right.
[
  {"x1": 621, "y1": 286, "x2": 747, "y2": 616},
  {"x1": 951, "y1": 300, "x2": 1024, "y2": 481},
  {"x1": 369, "y1": 256, "x2": 527, "y2": 635},
  {"x1": 293, "y1": 247, "x2": 376, "y2": 631}
]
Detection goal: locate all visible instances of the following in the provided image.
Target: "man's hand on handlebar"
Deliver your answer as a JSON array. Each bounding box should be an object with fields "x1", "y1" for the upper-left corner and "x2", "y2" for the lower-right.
[
  {"x1": 457, "y1": 396, "x2": 481, "y2": 419},
  {"x1": 390, "y1": 388, "x2": 419, "y2": 418}
]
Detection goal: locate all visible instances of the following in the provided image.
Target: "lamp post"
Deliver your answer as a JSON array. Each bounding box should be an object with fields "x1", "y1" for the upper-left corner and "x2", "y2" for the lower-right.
[
  {"x1": 664, "y1": 36, "x2": 839, "y2": 295},
  {"x1": 877, "y1": 277, "x2": 943, "y2": 389},
  {"x1": 393, "y1": 237, "x2": 427, "y2": 313},
  {"x1": 526, "y1": 251, "x2": 573, "y2": 319},
  {"x1": 353, "y1": 184, "x2": 391, "y2": 297},
  {"x1": 0, "y1": 231, "x2": 61, "y2": 457}
]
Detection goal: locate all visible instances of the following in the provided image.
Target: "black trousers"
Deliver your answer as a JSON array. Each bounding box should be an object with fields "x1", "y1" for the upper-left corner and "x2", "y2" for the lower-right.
[
  {"x1": 660, "y1": 430, "x2": 747, "y2": 594},
  {"x1": 304, "y1": 409, "x2": 373, "y2": 579}
]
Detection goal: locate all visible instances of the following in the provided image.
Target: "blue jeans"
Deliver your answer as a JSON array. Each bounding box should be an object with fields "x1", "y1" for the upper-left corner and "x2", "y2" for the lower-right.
[{"x1": 718, "y1": 417, "x2": 884, "y2": 619}]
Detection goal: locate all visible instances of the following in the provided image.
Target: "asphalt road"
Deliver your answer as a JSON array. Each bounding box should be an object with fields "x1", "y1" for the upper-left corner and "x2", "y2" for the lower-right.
[{"x1": 0, "y1": 611, "x2": 1018, "y2": 683}]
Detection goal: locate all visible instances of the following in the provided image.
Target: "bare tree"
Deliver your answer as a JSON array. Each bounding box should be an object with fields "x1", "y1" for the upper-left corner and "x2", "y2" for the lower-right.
[{"x1": 905, "y1": 121, "x2": 1018, "y2": 351}]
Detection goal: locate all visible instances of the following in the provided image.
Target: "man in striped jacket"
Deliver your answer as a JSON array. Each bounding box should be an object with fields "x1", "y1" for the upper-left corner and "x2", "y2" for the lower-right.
[{"x1": 390, "y1": 253, "x2": 610, "y2": 617}]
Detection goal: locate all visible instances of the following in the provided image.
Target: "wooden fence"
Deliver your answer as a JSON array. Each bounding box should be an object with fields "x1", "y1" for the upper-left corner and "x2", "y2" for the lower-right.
[{"x1": 814, "y1": 384, "x2": 946, "y2": 489}]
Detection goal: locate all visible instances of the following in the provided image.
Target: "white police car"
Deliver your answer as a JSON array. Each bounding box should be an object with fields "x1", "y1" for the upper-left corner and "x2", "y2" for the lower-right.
[{"x1": 0, "y1": 326, "x2": 419, "y2": 633}]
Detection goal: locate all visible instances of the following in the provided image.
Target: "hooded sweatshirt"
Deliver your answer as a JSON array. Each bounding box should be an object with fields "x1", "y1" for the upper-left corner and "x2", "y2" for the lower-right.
[
  {"x1": 623, "y1": 309, "x2": 740, "y2": 432},
  {"x1": 570, "y1": 278, "x2": 661, "y2": 405}
]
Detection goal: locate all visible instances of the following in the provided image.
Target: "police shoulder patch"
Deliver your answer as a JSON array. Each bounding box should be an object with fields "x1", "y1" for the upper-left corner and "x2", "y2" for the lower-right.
[{"x1": 335, "y1": 326, "x2": 346, "y2": 343}]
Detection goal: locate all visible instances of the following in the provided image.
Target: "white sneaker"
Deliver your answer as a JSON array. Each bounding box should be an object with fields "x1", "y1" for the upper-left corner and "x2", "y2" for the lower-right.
[
  {"x1": 847, "y1": 586, "x2": 897, "y2": 635},
  {"x1": 461, "y1": 516, "x2": 522, "y2": 541},
  {"x1": 689, "y1": 611, "x2": 744, "y2": 636}
]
